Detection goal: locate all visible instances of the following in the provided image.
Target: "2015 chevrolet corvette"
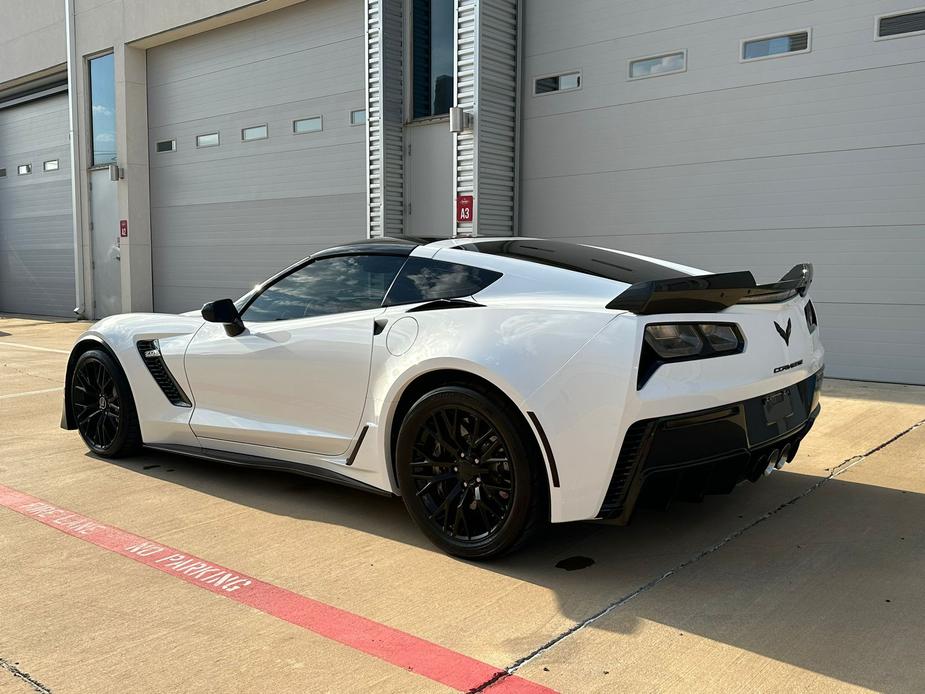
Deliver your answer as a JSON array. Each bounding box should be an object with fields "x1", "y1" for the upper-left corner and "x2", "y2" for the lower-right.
[{"x1": 62, "y1": 237, "x2": 824, "y2": 558}]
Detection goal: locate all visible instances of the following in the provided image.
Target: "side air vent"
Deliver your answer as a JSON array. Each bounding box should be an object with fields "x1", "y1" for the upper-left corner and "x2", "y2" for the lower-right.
[
  {"x1": 597, "y1": 421, "x2": 653, "y2": 519},
  {"x1": 136, "y1": 340, "x2": 192, "y2": 407},
  {"x1": 878, "y1": 9, "x2": 925, "y2": 37}
]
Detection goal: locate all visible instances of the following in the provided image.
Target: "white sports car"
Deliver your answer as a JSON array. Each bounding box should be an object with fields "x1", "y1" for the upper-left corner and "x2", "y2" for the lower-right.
[{"x1": 63, "y1": 237, "x2": 824, "y2": 558}]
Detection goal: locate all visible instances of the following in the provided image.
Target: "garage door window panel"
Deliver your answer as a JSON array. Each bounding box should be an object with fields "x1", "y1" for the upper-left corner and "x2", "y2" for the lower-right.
[
  {"x1": 242, "y1": 124, "x2": 268, "y2": 141},
  {"x1": 629, "y1": 52, "x2": 686, "y2": 80},
  {"x1": 243, "y1": 255, "x2": 407, "y2": 322},
  {"x1": 534, "y1": 71, "x2": 581, "y2": 95},
  {"x1": 293, "y1": 116, "x2": 322, "y2": 134},
  {"x1": 196, "y1": 132, "x2": 220, "y2": 148},
  {"x1": 742, "y1": 30, "x2": 811, "y2": 61},
  {"x1": 877, "y1": 9, "x2": 925, "y2": 38}
]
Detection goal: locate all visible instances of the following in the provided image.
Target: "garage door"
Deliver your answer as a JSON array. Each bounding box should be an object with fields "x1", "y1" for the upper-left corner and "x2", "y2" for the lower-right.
[
  {"x1": 147, "y1": 0, "x2": 367, "y2": 313},
  {"x1": 519, "y1": 2, "x2": 925, "y2": 385},
  {"x1": 0, "y1": 93, "x2": 75, "y2": 317}
]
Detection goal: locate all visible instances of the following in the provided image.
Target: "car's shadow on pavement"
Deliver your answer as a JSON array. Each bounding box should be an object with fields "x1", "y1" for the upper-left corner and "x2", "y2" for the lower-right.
[{"x1": 101, "y1": 447, "x2": 925, "y2": 692}]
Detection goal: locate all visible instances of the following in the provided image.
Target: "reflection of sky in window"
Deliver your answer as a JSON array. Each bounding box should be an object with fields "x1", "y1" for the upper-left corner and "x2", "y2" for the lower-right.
[
  {"x1": 745, "y1": 36, "x2": 795, "y2": 59},
  {"x1": 412, "y1": 0, "x2": 453, "y2": 117},
  {"x1": 431, "y1": 0, "x2": 453, "y2": 114},
  {"x1": 89, "y1": 54, "x2": 117, "y2": 165},
  {"x1": 631, "y1": 53, "x2": 684, "y2": 78},
  {"x1": 244, "y1": 256, "x2": 406, "y2": 322},
  {"x1": 386, "y1": 259, "x2": 500, "y2": 304}
]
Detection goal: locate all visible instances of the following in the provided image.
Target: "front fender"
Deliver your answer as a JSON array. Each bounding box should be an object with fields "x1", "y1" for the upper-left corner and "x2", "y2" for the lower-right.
[{"x1": 62, "y1": 314, "x2": 205, "y2": 447}]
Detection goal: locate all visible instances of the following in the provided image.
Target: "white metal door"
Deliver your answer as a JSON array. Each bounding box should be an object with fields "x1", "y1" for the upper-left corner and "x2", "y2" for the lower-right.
[
  {"x1": 404, "y1": 121, "x2": 454, "y2": 237},
  {"x1": 183, "y1": 310, "x2": 380, "y2": 456},
  {"x1": 88, "y1": 168, "x2": 122, "y2": 317}
]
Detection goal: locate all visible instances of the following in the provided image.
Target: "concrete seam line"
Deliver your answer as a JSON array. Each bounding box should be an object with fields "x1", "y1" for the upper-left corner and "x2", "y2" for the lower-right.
[
  {"x1": 0, "y1": 342, "x2": 70, "y2": 355},
  {"x1": 0, "y1": 484, "x2": 556, "y2": 694},
  {"x1": 471, "y1": 417, "x2": 925, "y2": 691},
  {"x1": 0, "y1": 387, "x2": 63, "y2": 400},
  {"x1": 0, "y1": 657, "x2": 52, "y2": 694}
]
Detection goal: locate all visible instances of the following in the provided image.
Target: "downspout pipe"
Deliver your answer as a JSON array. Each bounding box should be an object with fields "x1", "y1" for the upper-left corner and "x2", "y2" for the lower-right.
[
  {"x1": 512, "y1": 0, "x2": 523, "y2": 237},
  {"x1": 65, "y1": 0, "x2": 86, "y2": 318}
]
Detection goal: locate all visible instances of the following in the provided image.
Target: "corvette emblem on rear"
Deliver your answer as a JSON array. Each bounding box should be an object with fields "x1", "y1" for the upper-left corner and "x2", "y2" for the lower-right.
[{"x1": 774, "y1": 318, "x2": 792, "y2": 346}]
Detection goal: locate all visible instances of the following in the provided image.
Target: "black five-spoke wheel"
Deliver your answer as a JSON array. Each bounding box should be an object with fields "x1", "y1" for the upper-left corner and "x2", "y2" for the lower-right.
[
  {"x1": 396, "y1": 386, "x2": 545, "y2": 559},
  {"x1": 70, "y1": 349, "x2": 141, "y2": 457}
]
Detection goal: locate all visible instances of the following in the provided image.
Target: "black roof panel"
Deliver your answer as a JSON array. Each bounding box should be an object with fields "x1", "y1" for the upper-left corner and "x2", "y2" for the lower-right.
[
  {"x1": 458, "y1": 239, "x2": 691, "y2": 284},
  {"x1": 311, "y1": 236, "x2": 429, "y2": 259}
]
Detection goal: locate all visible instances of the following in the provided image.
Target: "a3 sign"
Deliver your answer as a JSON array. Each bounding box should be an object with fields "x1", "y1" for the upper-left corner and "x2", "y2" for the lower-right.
[{"x1": 456, "y1": 195, "x2": 473, "y2": 224}]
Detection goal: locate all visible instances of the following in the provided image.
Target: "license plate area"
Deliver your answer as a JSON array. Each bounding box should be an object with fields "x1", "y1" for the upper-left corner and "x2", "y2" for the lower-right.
[{"x1": 763, "y1": 388, "x2": 795, "y2": 425}]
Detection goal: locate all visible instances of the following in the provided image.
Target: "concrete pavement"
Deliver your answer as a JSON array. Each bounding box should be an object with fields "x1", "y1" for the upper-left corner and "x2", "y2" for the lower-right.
[{"x1": 1, "y1": 315, "x2": 923, "y2": 693}]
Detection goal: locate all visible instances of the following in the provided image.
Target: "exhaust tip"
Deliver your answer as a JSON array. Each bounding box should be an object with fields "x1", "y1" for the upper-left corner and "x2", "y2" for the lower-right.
[
  {"x1": 761, "y1": 454, "x2": 775, "y2": 476},
  {"x1": 777, "y1": 444, "x2": 792, "y2": 469},
  {"x1": 764, "y1": 449, "x2": 782, "y2": 476}
]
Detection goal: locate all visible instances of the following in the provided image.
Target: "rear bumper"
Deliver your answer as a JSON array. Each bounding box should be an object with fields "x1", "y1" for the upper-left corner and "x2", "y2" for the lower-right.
[{"x1": 597, "y1": 369, "x2": 823, "y2": 522}]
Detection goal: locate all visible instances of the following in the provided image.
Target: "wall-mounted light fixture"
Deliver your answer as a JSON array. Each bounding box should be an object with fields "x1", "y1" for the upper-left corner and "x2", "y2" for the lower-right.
[{"x1": 449, "y1": 106, "x2": 472, "y2": 133}]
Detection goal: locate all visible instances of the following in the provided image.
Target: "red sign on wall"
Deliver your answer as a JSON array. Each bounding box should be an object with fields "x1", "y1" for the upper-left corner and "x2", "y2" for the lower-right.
[
  {"x1": 456, "y1": 195, "x2": 474, "y2": 224},
  {"x1": 119, "y1": 219, "x2": 128, "y2": 238}
]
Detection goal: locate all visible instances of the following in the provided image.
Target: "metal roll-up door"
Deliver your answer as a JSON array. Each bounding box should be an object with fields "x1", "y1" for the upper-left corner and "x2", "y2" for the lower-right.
[
  {"x1": 0, "y1": 92, "x2": 75, "y2": 317},
  {"x1": 147, "y1": 0, "x2": 367, "y2": 313}
]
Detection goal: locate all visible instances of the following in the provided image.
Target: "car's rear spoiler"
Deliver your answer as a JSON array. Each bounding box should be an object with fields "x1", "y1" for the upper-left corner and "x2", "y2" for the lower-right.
[{"x1": 606, "y1": 263, "x2": 813, "y2": 315}]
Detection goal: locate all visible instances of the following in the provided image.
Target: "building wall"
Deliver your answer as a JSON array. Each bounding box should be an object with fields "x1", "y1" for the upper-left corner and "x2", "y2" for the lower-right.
[
  {"x1": 0, "y1": 0, "x2": 66, "y2": 87},
  {"x1": 520, "y1": 0, "x2": 925, "y2": 384},
  {"x1": 1, "y1": 0, "x2": 923, "y2": 383},
  {"x1": 0, "y1": 0, "x2": 319, "y2": 319}
]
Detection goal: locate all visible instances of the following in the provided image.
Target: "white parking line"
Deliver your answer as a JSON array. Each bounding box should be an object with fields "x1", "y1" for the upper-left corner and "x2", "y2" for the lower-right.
[
  {"x1": 0, "y1": 341, "x2": 70, "y2": 355},
  {"x1": 0, "y1": 387, "x2": 62, "y2": 400}
]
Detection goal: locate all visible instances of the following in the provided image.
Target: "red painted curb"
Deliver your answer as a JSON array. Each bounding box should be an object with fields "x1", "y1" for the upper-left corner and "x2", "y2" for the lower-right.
[{"x1": 0, "y1": 484, "x2": 556, "y2": 693}]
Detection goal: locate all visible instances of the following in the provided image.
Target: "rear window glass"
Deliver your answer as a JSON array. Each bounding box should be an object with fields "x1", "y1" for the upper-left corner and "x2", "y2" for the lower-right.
[
  {"x1": 384, "y1": 258, "x2": 501, "y2": 306},
  {"x1": 458, "y1": 239, "x2": 690, "y2": 284}
]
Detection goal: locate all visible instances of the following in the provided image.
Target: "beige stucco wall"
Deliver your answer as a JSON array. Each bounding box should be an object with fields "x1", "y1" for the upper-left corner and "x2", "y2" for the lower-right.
[{"x1": 0, "y1": 0, "x2": 66, "y2": 87}]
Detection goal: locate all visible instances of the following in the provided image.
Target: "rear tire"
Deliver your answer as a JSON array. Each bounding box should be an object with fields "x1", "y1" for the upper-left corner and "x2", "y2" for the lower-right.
[
  {"x1": 70, "y1": 349, "x2": 142, "y2": 458},
  {"x1": 395, "y1": 386, "x2": 546, "y2": 559}
]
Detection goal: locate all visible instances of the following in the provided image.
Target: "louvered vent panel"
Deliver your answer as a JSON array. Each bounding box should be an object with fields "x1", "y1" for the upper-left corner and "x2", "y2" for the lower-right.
[
  {"x1": 597, "y1": 421, "x2": 653, "y2": 519},
  {"x1": 789, "y1": 32, "x2": 809, "y2": 51},
  {"x1": 136, "y1": 340, "x2": 191, "y2": 407}
]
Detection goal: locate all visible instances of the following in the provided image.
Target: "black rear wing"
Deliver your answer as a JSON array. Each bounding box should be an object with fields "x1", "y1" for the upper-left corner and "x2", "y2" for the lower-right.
[{"x1": 607, "y1": 263, "x2": 813, "y2": 315}]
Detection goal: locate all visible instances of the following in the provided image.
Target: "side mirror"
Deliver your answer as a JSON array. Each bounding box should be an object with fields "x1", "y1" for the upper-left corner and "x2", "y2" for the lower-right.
[{"x1": 201, "y1": 298, "x2": 245, "y2": 337}]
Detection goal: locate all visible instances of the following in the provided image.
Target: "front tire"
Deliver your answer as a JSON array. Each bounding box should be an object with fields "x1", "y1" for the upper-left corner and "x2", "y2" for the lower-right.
[
  {"x1": 70, "y1": 349, "x2": 142, "y2": 458},
  {"x1": 395, "y1": 386, "x2": 546, "y2": 559}
]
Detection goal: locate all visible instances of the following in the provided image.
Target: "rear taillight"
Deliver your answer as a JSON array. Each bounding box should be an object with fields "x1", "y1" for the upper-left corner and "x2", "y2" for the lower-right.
[{"x1": 639, "y1": 323, "x2": 745, "y2": 389}]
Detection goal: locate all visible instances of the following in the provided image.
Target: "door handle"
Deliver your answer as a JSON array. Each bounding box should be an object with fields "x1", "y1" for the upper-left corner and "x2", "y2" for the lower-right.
[{"x1": 373, "y1": 318, "x2": 388, "y2": 335}]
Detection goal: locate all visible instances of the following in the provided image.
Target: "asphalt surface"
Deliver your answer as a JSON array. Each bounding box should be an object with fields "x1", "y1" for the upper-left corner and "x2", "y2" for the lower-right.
[{"x1": 1, "y1": 315, "x2": 923, "y2": 693}]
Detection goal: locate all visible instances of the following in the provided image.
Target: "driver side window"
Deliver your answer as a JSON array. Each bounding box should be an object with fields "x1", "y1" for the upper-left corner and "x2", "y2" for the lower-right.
[{"x1": 242, "y1": 254, "x2": 406, "y2": 322}]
